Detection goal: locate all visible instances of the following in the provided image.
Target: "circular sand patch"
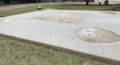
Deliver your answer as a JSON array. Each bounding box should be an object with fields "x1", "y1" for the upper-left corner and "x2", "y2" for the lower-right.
[
  {"x1": 0, "y1": 19, "x2": 13, "y2": 22},
  {"x1": 99, "y1": 12, "x2": 116, "y2": 15},
  {"x1": 74, "y1": 27, "x2": 120, "y2": 43}
]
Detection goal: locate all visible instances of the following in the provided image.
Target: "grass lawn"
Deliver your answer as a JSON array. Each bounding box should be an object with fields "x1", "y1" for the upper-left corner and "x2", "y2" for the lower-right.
[
  {"x1": 0, "y1": 36, "x2": 112, "y2": 65},
  {"x1": 0, "y1": 4, "x2": 117, "y2": 16}
]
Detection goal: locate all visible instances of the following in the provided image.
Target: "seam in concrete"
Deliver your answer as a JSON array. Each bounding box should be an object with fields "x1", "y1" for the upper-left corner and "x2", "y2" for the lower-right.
[{"x1": 0, "y1": 33, "x2": 120, "y2": 65}]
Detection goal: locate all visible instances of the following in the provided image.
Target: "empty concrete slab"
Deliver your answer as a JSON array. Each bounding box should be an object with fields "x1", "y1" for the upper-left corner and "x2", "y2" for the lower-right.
[{"x1": 0, "y1": 9, "x2": 120, "y2": 62}]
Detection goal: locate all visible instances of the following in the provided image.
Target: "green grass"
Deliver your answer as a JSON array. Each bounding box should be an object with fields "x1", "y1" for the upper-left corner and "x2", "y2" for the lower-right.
[
  {"x1": 0, "y1": 4, "x2": 116, "y2": 16},
  {"x1": 41, "y1": 4, "x2": 114, "y2": 10},
  {"x1": 0, "y1": 36, "x2": 111, "y2": 65}
]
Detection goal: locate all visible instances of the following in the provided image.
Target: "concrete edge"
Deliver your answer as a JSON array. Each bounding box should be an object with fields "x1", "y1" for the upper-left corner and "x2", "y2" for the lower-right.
[{"x1": 0, "y1": 33, "x2": 119, "y2": 65}]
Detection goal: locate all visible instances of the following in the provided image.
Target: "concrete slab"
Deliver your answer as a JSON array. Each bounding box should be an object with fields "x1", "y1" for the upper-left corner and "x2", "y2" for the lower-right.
[{"x1": 0, "y1": 9, "x2": 120, "y2": 62}]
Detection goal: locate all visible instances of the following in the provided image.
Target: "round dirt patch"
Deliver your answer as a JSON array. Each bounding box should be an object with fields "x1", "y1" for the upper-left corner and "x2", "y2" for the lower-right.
[
  {"x1": 0, "y1": 19, "x2": 13, "y2": 22},
  {"x1": 74, "y1": 27, "x2": 120, "y2": 43}
]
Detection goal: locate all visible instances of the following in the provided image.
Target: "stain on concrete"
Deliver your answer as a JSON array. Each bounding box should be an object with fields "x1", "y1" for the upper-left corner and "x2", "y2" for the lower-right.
[
  {"x1": 99, "y1": 12, "x2": 116, "y2": 15},
  {"x1": 0, "y1": 19, "x2": 13, "y2": 23}
]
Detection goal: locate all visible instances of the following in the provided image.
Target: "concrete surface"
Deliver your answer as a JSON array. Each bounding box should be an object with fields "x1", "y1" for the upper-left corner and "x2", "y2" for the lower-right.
[{"x1": 0, "y1": 9, "x2": 120, "y2": 61}]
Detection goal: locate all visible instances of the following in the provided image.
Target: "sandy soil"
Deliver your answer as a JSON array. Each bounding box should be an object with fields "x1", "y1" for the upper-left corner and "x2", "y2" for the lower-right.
[
  {"x1": 29, "y1": 12, "x2": 89, "y2": 23},
  {"x1": 74, "y1": 27, "x2": 120, "y2": 43},
  {"x1": 99, "y1": 12, "x2": 116, "y2": 15}
]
